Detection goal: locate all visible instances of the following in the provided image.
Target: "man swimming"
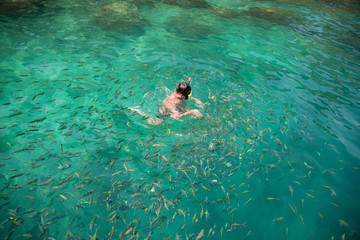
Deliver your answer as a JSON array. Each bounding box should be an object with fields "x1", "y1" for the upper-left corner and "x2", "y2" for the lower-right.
[{"x1": 129, "y1": 77, "x2": 203, "y2": 125}]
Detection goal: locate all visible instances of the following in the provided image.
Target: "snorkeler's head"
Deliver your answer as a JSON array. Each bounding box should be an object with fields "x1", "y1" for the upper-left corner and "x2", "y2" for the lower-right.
[{"x1": 176, "y1": 81, "x2": 192, "y2": 99}]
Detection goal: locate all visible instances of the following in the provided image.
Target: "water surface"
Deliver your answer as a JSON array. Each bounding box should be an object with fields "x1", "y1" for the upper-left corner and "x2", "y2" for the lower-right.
[{"x1": 0, "y1": 0, "x2": 359, "y2": 239}]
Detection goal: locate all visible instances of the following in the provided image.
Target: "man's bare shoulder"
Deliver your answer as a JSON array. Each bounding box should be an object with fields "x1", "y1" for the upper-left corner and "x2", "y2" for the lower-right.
[{"x1": 163, "y1": 94, "x2": 175, "y2": 106}]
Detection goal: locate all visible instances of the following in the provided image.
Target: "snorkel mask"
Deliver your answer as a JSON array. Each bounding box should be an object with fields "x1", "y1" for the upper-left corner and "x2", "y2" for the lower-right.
[{"x1": 187, "y1": 77, "x2": 192, "y2": 99}]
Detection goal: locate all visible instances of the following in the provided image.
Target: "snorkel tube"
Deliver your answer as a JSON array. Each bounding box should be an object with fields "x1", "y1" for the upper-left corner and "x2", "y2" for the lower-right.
[{"x1": 187, "y1": 77, "x2": 192, "y2": 98}]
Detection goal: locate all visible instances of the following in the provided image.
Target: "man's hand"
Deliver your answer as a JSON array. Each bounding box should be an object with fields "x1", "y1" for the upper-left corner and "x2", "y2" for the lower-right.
[
  {"x1": 173, "y1": 109, "x2": 202, "y2": 119},
  {"x1": 191, "y1": 96, "x2": 204, "y2": 108},
  {"x1": 191, "y1": 109, "x2": 203, "y2": 118},
  {"x1": 171, "y1": 112, "x2": 181, "y2": 119},
  {"x1": 196, "y1": 102, "x2": 204, "y2": 108}
]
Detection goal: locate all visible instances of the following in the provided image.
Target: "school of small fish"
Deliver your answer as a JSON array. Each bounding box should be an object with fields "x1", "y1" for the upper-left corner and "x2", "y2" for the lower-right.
[
  {"x1": 0, "y1": 56, "x2": 357, "y2": 240},
  {"x1": 0, "y1": 1, "x2": 359, "y2": 238}
]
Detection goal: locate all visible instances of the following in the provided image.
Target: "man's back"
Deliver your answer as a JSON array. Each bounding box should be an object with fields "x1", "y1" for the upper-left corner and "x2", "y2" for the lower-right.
[{"x1": 163, "y1": 93, "x2": 187, "y2": 117}]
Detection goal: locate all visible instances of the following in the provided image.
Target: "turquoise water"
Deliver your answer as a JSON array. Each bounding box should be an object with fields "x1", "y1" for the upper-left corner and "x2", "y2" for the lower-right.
[{"x1": 0, "y1": 0, "x2": 359, "y2": 239}]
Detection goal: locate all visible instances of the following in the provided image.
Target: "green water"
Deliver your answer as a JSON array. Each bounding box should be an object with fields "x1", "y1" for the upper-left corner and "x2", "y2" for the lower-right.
[{"x1": 0, "y1": 0, "x2": 359, "y2": 239}]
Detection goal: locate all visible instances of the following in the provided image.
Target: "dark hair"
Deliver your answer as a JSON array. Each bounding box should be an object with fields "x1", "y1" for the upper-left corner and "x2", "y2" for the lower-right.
[{"x1": 176, "y1": 82, "x2": 191, "y2": 99}]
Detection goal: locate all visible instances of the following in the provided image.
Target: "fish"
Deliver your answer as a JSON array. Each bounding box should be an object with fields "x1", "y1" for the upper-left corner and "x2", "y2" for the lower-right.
[
  {"x1": 243, "y1": 197, "x2": 253, "y2": 207},
  {"x1": 21, "y1": 209, "x2": 35, "y2": 216},
  {"x1": 59, "y1": 174, "x2": 73, "y2": 184},
  {"x1": 18, "y1": 234, "x2": 32, "y2": 238},
  {"x1": 104, "y1": 225, "x2": 115, "y2": 240},
  {"x1": 48, "y1": 135, "x2": 55, "y2": 142},
  {"x1": 273, "y1": 217, "x2": 283, "y2": 222},
  {"x1": 227, "y1": 222, "x2": 247, "y2": 231},
  {"x1": 304, "y1": 162, "x2": 313, "y2": 169},
  {"x1": 123, "y1": 227, "x2": 133, "y2": 236},
  {"x1": 29, "y1": 117, "x2": 47, "y2": 123},
  {"x1": 144, "y1": 231, "x2": 152, "y2": 240},
  {"x1": 288, "y1": 203, "x2": 296, "y2": 214},
  {"x1": 10, "y1": 173, "x2": 25, "y2": 179},
  {"x1": 200, "y1": 183, "x2": 211, "y2": 191},
  {"x1": 205, "y1": 209, "x2": 210, "y2": 220},
  {"x1": 58, "y1": 163, "x2": 71, "y2": 170},
  {"x1": 38, "y1": 178, "x2": 54, "y2": 186},
  {"x1": 152, "y1": 143, "x2": 166, "y2": 147},
  {"x1": 300, "y1": 215, "x2": 304, "y2": 225},
  {"x1": 289, "y1": 186, "x2": 293, "y2": 197},
  {"x1": 59, "y1": 194, "x2": 67, "y2": 200},
  {"x1": 194, "y1": 229, "x2": 204, "y2": 240},
  {"x1": 9, "y1": 112, "x2": 22, "y2": 117},
  {"x1": 321, "y1": 186, "x2": 337, "y2": 197},
  {"x1": 267, "y1": 197, "x2": 280, "y2": 201},
  {"x1": 305, "y1": 193, "x2": 316, "y2": 200},
  {"x1": 89, "y1": 226, "x2": 100, "y2": 240},
  {"x1": 330, "y1": 202, "x2": 339, "y2": 208},
  {"x1": 338, "y1": 219, "x2": 349, "y2": 227},
  {"x1": 159, "y1": 154, "x2": 168, "y2": 161},
  {"x1": 81, "y1": 191, "x2": 93, "y2": 198},
  {"x1": 90, "y1": 215, "x2": 97, "y2": 230},
  {"x1": 180, "y1": 224, "x2": 186, "y2": 231},
  {"x1": 229, "y1": 208, "x2": 238, "y2": 214},
  {"x1": 25, "y1": 196, "x2": 36, "y2": 200},
  {"x1": 172, "y1": 212, "x2": 178, "y2": 223},
  {"x1": 130, "y1": 193, "x2": 143, "y2": 198}
]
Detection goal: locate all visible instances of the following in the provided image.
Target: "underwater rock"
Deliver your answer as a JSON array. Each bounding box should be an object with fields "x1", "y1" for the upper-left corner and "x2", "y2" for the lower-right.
[
  {"x1": 130, "y1": 0, "x2": 156, "y2": 8},
  {"x1": 319, "y1": 0, "x2": 358, "y2": 6},
  {"x1": 165, "y1": 16, "x2": 215, "y2": 40},
  {"x1": 209, "y1": 6, "x2": 242, "y2": 19},
  {"x1": 319, "y1": 0, "x2": 360, "y2": 12},
  {"x1": 339, "y1": 30, "x2": 360, "y2": 50},
  {"x1": 93, "y1": 1, "x2": 150, "y2": 35},
  {"x1": 0, "y1": 0, "x2": 40, "y2": 16},
  {"x1": 247, "y1": 7, "x2": 301, "y2": 25},
  {"x1": 163, "y1": 0, "x2": 211, "y2": 9}
]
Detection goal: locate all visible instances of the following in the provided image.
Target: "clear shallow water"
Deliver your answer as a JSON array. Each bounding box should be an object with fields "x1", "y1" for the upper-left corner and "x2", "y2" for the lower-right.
[{"x1": 0, "y1": 0, "x2": 359, "y2": 239}]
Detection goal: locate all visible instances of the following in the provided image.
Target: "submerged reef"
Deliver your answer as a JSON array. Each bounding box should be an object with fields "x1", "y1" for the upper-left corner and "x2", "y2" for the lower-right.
[
  {"x1": 338, "y1": 29, "x2": 360, "y2": 50},
  {"x1": 93, "y1": 1, "x2": 150, "y2": 35},
  {"x1": 129, "y1": 0, "x2": 157, "y2": 9},
  {"x1": 247, "y1": 7, "x2": 301, "y2": 26},
  {"x1": 208, "y1": 6, "x2": 302, "y2": 27},
  {"x1": 165, "y1": 16, "x2": 215, "y2": 40},
  {"x1": 319, "y1": 0, "x2": 360, "y2": 12},
  {"x1": 162, "y1": 0, "x2": 211, "y2": 9},
  {"x1": 0, "y1": 0, "x2": 43, "y2": 16},
  {"x1": 209, "y1": 6, "x2": 242, "y2": 19}
]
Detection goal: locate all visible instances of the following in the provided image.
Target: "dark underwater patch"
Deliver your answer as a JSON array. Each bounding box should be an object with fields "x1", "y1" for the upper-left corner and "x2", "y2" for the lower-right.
[
  {"x1": 247, "y1": 7, "x2": 302, "y2": 26},
  {"x1": 93, "y1": 1, "x2": 151, "y2": 35},
  {"x1": 162, "y1": 0, "x2": 211, "y2": 9},
  {"x1": 165, "y1": 16, "x2": 215, "y2": 40}
]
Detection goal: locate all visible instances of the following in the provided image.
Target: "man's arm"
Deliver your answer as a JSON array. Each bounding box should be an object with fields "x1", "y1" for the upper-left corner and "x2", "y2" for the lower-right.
[
  {"x1": 172, "y1": 109, "x2": 202, "y2": 119},
  {"x1": 190, "y1": 96, "x2": 203, "y2": 108}
]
